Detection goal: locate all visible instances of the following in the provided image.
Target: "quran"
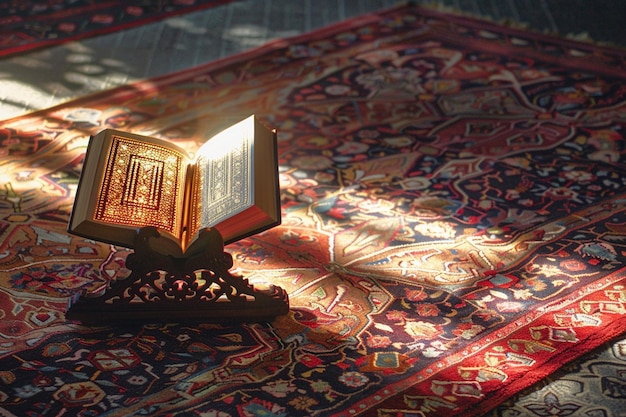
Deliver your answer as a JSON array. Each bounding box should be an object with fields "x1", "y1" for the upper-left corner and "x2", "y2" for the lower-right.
[{"x1": 68, "y1": 115, "x2": 281, "y2": 256}]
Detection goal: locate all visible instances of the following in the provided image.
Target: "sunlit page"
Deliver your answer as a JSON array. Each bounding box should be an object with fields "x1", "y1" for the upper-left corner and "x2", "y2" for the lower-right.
[{"x1": 195, "y1": 117, "x2": 254, "y2": 228}]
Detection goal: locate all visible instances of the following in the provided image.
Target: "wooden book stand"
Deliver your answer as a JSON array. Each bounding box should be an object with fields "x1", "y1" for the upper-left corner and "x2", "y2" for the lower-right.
[{"x1": 66, "y1": 227, "x2": 289, "y2": 324}]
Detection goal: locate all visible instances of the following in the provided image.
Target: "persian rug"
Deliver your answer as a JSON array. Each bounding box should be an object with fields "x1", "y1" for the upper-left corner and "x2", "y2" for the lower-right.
[
  {"x1": 2, "y1": 4, "x2": 626, "y2": 417},
  {"x1": 0, "y1": 0, "x2": 231, "y2": 58}
]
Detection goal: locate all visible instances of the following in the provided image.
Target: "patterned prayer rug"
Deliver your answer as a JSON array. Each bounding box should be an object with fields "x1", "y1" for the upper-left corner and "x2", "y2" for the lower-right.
[
  {"x1": 0, "y1": 0, "x2": 231, "y2": 57},
  {"x1": 1, "y1": 4, "x2": 626, "y2": 416}
]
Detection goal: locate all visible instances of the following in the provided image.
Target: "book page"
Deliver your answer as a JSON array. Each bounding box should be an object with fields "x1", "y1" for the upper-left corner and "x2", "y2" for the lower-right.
[
  {"x1": 195, "y1": 117, "x2": 254, "y2": 230},
  {"x1": 95, "y1": 134, "x2": 187, "y2": 239}
]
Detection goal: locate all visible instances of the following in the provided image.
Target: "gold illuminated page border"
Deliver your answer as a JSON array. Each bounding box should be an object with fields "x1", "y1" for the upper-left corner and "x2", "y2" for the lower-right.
[{"x1": 95, "y1": 135, "x2": 186, "y2": 238}]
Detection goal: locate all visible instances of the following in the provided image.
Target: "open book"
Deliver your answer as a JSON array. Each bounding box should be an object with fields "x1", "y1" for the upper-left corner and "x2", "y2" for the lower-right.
[{"x1": 68, "y1": 115, "x2": 281, "y2": 256}]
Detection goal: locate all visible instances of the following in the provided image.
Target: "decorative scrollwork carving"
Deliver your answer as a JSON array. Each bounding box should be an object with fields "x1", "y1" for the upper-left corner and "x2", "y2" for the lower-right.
[{"x1": 66, "y1": 227, "x2": 289, "y2": 323}]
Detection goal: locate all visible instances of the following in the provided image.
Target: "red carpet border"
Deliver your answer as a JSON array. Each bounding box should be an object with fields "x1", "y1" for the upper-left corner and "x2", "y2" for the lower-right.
[{"x1": 0, "y1": 0, "x2": 232, "y2": 57}]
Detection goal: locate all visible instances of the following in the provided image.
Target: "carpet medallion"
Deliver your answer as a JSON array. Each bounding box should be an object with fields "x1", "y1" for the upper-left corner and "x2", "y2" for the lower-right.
[{"x1": 1, "y1": 5, "x2": 626, "y2": 417}]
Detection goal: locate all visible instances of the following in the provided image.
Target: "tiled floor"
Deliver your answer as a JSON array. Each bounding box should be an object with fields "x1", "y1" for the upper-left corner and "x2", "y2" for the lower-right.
[{"x1": 0, "y1": 0, "x2": 400, "y2": 119}]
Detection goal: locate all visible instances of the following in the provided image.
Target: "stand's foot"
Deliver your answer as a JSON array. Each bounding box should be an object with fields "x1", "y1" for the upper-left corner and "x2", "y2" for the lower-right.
[
  {"x1": 66, "y1": 227, "x2": 289, "y2": 324},
  {"x1": 66, "y1": 285, "x2": 289, "y2": 324}
]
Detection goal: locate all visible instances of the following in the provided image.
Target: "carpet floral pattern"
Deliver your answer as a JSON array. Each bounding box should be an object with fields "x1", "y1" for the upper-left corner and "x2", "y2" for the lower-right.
[{"x1": 1, "y1": 5, "x2": 626, "y2": 417}]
